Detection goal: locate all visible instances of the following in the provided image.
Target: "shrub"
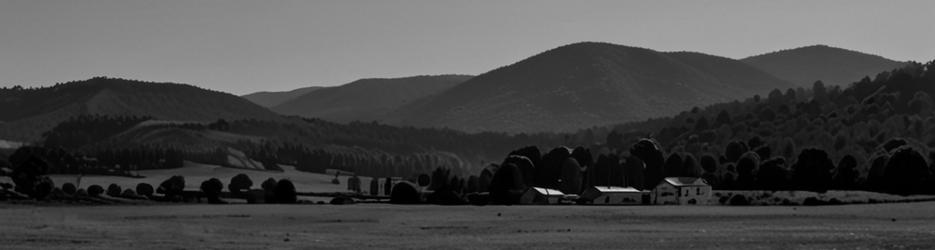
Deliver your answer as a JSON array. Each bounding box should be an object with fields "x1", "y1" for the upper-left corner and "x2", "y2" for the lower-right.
[
  {"x1": 62, "y1": 183, "x2": 77, "y2": 195},
  {"x1": 274, "y1": 179, "x2": 297, "y2": 204},
  {"x1": 200, "y1": 178, "x2": 224, "y2": 204},
  {"x1": 728, "y1": 194, "x2": 749, "y2": 205},
  {"x1": 803, "y1": 197, "x2": 826, "y2": 206},
  {"x1": 228, "y1": 174, "x2": 252, "y2": 195},
  {"x1": 87, "y1": 185, "x2": 104, "y2": 197},
  {"x1": 121, "y1": 189, "x2": 138, "y2": 199},
  {"x1": 390, "y1": 181, "x2": 421, "y2": 204},
  {"x1": 107, "y1": 184, "x2": 122, "y2": 197},
  {"x1": 136, "y1": 183, "x2": 154, "y2": 197},
  {"x1": 261, "y1": 178, "x2": 277, "y2": 204},
  {"x1": 330, "y1": 196, "x2": 356, "y2": 205},
  {"x1": 75, "y1": 189, "x2": 88, "y2": 197}
]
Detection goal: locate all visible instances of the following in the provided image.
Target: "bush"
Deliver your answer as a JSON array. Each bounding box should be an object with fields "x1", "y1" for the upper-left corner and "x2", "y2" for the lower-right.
[
  {"x1": 106, "y1": 184, "x2": 122, "y2": 197},
  {"x1": 88, "y1": 185, "x2": 104, "y2": 197},
  {"x1": 121, "y1": 189, "x2": 139, "y2": 199},
  {"x1": 200, "y1": 178, "x2": 224, "y2": 204},
  {"x1": 390, "y1": 181, "x2": 421, "y2": 204},
  {"x1": 330, "y1": 196, "x2": 356, "y2": 205},
  {"x1": 728, "y1": 194, "x2": 749, "y2": 205},
  {"x1": 62, "y1": 183, "x2": 77, "y2": 195},
  {"x1": 273, "y1": 179, "x2": 297, "y2": 204},
  {"x1": 261, "y1": 178, "x2": 277, "y2": 204},
  {"x1": 136, "y1": 183, "x2": 154, "y2": 197},
  {"x1": 803, "y1": 197, "x2": 826, "y2": 206},
  {"x1": 75, "y1": 188, "x2": 88, "y2": 197}
]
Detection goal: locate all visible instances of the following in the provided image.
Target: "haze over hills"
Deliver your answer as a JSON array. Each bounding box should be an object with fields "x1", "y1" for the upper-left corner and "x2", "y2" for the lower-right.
[
  {"x1": 742, "y1": 45, "x2": 908, "y2": 87},
  {"x1": 385, "y1": 42, "x2": 793, "y2": 133},
  {"x1": 0, "y1": 77, "x2": 283, "y2": 142},
  {"x1": 242, "y1": 86, "x2": 324, "y2": 108},
  {"x1": 272, "y1": 75, "x2": 472, "y2": 123}
]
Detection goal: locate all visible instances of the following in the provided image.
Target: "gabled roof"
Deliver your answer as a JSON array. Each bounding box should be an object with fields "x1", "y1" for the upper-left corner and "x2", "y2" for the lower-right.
[
  {"x1": 531, "y1": 187, "x2": 565, "y2": 196},
  {"x1": 592, "y1": 186, "x2": 644, "y2": 193},
  {"x1": 662, "y1": 177, "x2": 709, "y2": 187}
]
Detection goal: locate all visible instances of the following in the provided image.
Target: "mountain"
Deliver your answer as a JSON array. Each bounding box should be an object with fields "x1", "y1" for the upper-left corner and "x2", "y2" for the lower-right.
[
  {"x1": 387, "y1": 42, "x2": 793, "y2": 133},
  {"x1": 241, "y1": 86, "x2": 323, "y2": 108},
  {"x1": 0, "y1": 77, "x2": 283, "y2": 142},
  {"x1": 742, "y1": 45, "x2": 907, "y2": 87},
  {"x1": 272, "y1": 75, "x2": 472, "y2": 123}
]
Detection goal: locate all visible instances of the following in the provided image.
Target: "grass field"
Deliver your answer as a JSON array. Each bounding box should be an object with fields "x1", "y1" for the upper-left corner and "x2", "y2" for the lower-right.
[{"x1": 2, "y1": 202, "x2": 935, "y2": 249}]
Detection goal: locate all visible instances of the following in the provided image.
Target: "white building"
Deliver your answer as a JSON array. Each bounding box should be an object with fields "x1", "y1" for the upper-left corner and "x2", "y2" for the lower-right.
[
  {"x1": 652, "y1": 177, "x2": 712, "y2": 205},
  {"x1": 519, "y1": 187, "x2": 565, "y2": 205},
  {"x1": 579, "y1": 186, "x2": 648, "y2": 205}
]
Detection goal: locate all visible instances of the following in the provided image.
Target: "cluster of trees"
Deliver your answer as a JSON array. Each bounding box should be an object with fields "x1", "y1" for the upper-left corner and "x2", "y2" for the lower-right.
[{"x1": 42, "y1": 115, "x2": 152, "y2": 149}]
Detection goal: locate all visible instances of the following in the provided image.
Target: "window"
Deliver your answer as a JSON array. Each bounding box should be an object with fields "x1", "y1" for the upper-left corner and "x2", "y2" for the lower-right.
[{"x1": 696, "y1": 188, "x2": 701, "y2": 195}]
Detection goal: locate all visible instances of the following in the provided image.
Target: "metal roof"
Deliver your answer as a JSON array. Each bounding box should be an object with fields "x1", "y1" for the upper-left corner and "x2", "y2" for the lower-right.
[{"x1": 663, "y1": 177, "x2": 709, "y2": 187}]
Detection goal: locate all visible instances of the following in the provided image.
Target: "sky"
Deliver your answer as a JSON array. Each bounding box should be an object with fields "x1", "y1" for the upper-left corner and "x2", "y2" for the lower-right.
[{"x1": 0, "y1": 0, "x2": 933, "y2": 95}]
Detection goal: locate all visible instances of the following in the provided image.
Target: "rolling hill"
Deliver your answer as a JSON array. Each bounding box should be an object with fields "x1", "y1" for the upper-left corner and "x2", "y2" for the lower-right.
[
  {"x1": 272, "y1": 75, "x2": 472, "y2": 123},
  {"x1": 386, "y1": 42, "x2": 793, "y2": 133},
  {"x1": 742, "y1": 45, "x2": 907, "y2": 87},
  {"x1": 241, "y1": 86, "x2": 323, "y2": 108},
  {"x1": 0, "y1": 77, "x2": 283, "y2": 142}
]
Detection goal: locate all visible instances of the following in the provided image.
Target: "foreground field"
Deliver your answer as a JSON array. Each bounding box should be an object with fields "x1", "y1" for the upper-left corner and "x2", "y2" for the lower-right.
[{"x1": 2, "y1": 202, "x2": 935, "y2": 249}]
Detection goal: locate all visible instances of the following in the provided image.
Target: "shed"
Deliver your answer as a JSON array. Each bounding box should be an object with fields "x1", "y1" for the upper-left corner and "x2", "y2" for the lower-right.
[
  {"x1": 580, "y1": 186, "x2": 648, "y2": 205},
  {"x1": 519, "y1": 187, "x2": 565, "y2": 205}
]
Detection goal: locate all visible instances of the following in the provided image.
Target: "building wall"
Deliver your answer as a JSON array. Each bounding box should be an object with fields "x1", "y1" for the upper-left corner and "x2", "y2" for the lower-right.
[
  {"x1": 653, "y1": 183, "x2": 712, "y2": 205},
  {"x1": 590, "y1": 193, "x2": 643, "y2": 205}
]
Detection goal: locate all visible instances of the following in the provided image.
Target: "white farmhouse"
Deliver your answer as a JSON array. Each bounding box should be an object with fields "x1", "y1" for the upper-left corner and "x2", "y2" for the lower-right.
[
  {"x1": 652, "y1": 177, "x2": 712, "y2": 205},
  {"x1": 579, "y1": 186, "x2": 648, "y2": 205}
]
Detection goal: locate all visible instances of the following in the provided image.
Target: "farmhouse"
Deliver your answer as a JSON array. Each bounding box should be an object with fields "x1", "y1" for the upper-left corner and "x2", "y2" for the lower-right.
[
  {"x1": 520, "y1": 187, "x2": 565, "y2": 205},
  {"x1": 652, "y1": 177, "x2": 712, "y2": 205},
  {"x1": 579, "y1": 186, "x2": 648, "y2": 205}
]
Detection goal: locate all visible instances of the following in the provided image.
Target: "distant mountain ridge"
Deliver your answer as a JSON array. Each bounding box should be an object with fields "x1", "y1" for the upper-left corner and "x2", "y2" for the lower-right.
[
  {"x1": 272, "y1": 75, "x2": 472, "y2": 123},
  {"x1": 0, "y1": 77, "x2": 282, "y2": 142},
  {"x1": 742, "y1": 44, "x2": 907, "y2": 87},
  {"x1": 385, "y1": 42, "x2": 793, "y2": 133},
  {"x1": 242, "y1": 86, "x2": 323, "y2": 108}
]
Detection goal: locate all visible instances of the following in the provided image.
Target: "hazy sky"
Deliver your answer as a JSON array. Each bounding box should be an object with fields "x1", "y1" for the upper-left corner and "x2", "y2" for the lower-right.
[{"x1": 1, "y1": 0, "x2": 933, "y2": 95}]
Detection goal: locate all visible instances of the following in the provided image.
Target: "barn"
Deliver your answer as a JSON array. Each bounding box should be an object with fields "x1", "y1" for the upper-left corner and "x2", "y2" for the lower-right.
[
  {"x1": 519, "y1": 187, "x2": 565, "y2": 205},
  {"x1": 579, "y1": 186, "x2": 648, "y2": 205},
  {"x1": 652, "y1": 177, "x2": 712, "y2": 205}
]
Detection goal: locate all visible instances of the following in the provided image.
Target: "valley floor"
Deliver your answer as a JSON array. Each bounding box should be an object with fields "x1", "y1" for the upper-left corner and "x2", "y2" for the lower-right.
[{"x1": 2, "y1": 202, "x2": 935, "y2": 249}]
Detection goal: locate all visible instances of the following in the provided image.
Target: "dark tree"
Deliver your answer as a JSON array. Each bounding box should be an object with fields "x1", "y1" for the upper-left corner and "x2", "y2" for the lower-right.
[
  {"x1": 273, "y1": 179, "x2": 297, "y2": 204},
  {"x1": 757, "y1": 157, "x2": 789, "y2": 190},
  {"x1": 88, "y1": 185, "x2": 104, "y2": 197},
  {"x1": 715, "y1": 110, "x2": 731, "y2": 125},
  {"x1": 630, "y1": 138, "x2": 665, "y2": 188},
  {"x1": 883, "y1": 146, "x2": 930, "y2": 195},
  {"x1": 390, "y1": 181, "x2": 421, "y2": 204},
  {"x1": 228, "y1": 173, "x2": 253, "y2": 195},
  {"x1": 200, "y1": 178, "x2": 224, "y2": 204},
  {"x1": 488, "y1": 163, "x2": 527, "y2": 205},
  {"x1": 261, "y1": 177, "x2": 277, "y2": 203},
  {"x1": 724, "y1": 141, "x2": 749, "y2": 163},
  {"x1": 157, "y1": 175, "x2": 186, "y2": 200},
  {"x1": 735, "y1": 152, "x2": 760, "y2": 190},
  {"x1": 62, "y1": 183, "x2": 77, "y2": 195},
  {"x1": 502, "y1": 155, "x2": 535, "y2": 187},
  {"x1": 791, "y1": 148, "x2": 835, "y2": 192},
  {"x1": 136, "y1": 183, "x2": 154, "y2": 197},
  {"x1": 664, "y1": 153, "x2": 683, "y2": 177},
  {"x1": 559, "y1": 158, "x2": 583, "y2": 194},
  {"x1": 107, "y1": 184, "x2": 122, "y2": 197},
  {"x1": 9, "y1": 147, "x2": 51, "y2": 198},
  {"x1": 417, "y1": 174, "x2": 431, "y2": 187},
  {"x1": 681, "y1": 154, "x2": 702, "y2": 178},
  {"x1": 539, "y1": 147, "x2": 571, "y2": 188},
  {"x1": 833, "y1": 155, "x2": 860, "y2": 190}
]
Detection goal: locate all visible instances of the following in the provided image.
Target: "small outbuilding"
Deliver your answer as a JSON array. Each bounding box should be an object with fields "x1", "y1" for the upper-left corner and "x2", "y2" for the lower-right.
[
  {"x1": 579, "y1": 186, "x2": 648, "y2": 205},
  {"x1": 519, "y1": 187, "x2": 565, "y2": 205},
  {"x1": 652, "y1": 177, "x2": 712, "y2": 205}
]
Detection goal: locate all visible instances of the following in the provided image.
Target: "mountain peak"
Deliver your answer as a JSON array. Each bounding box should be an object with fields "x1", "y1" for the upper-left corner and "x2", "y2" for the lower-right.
[{"x1": 742, "y1": 45, "x2": 907, "y2": 86}]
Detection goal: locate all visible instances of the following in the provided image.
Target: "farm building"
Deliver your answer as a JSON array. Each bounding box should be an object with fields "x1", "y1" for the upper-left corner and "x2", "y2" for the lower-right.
[
  {"x1": 652, "y1": 177, "x2": 712, "y2": 205},
  {"x1": 579, "y1": 186, "x2": 648, "y2": 205},
  {"x1": 519, "y1": 187, "x2": 565, "y2": 204}
]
